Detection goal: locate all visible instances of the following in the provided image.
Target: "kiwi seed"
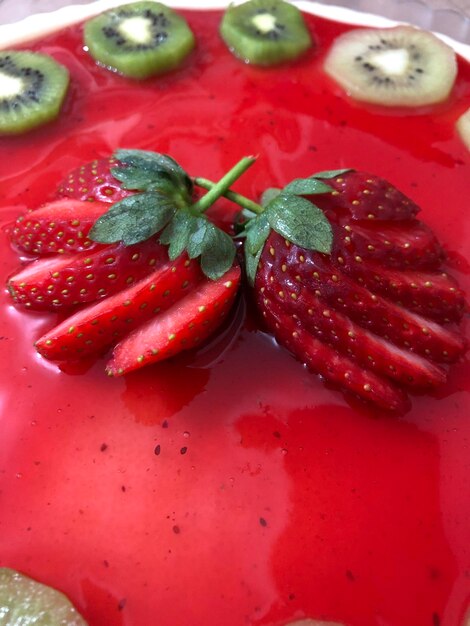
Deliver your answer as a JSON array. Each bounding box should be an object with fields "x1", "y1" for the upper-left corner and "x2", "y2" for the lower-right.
[
  {"x1": 324, "y1": 25, "x2": 457, "y2": 107},
  {"x1": 84, "y1": 1, "x2": 195, "y2": 79},
  {"x1": 0, "y1": 50, "x2": 69, "y2": 135},
  {"x1": 220, "y1": 0, "x2": 313, "y2": 66}
]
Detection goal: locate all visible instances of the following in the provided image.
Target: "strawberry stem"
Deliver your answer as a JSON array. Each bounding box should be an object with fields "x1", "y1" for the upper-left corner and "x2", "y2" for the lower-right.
[
  {"x1": 194, "y1": 177, "x2": 264, "y2": 215},
  {"x1": 191, "y1": 156, "x2": 258, "y2": 213}
]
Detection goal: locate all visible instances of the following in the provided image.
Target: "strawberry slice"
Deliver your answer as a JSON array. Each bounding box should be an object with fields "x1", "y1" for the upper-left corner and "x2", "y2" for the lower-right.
[
  {"x1": 8, "y1": 238, "x2": 168, "y2": 310},
  {"x1": 333, "y1": 219, "x2": 443, "y2": 271},
  {"x1": 265, "y1": 234, "x2": 465, "y2": 363},
  {"x1": 314, "y1": 171, "x2": 421, "y2": 221},
  {"x1": 261, "y1": 294, "x2": 410, "y2": 412},
  {"x1": 259, "y1": 271, "x2": 446, "y2": 389},
  {"x1": 56, "y1": 157, "x2": 133, "y2": 204},
  {"x1": 36, "y1": 255, "x2": 203, "y2": 360},
  {"x1": 10, "y1": 199, "x2": 107, "y2": 256},
  {"x1": 106, "y1": 265, "x2": 241, "y2": 376},
  {"x1": 340, "y1": 262, "x2": 467, "y2": 323}
]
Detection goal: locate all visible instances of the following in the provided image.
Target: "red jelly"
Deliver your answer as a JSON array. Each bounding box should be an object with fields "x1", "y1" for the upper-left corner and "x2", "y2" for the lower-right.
[{"x1": 0, "y1": 7, "x2": 469, "y2": 626}]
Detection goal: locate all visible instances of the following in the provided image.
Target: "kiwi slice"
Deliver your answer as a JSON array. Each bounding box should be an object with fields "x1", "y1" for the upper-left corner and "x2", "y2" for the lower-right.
[
  {"x1": 84, "y1": 1, "x2": 195, "y2": 79},
  {"x1": 220, "y1": 0, "x2": 312, "y2": 66},
  {"x1": 0, "y1": 51, "x2": 69, "y2": 135},
  {"x1": 0, "y1": 568, "x2": 87, "y2": 625},
  {"x1": 456, "y1": 108, "x2": 470, "y2": 150},
  {"x1": 324, "y1": 25, "x2": 457, "y2": 107}
]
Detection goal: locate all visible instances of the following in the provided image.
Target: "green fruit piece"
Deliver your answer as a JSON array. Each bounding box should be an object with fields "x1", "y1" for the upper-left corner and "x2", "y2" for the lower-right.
[
  {"x1": 220, "y1": 0, "x2": 313, "y2": 66},
  {"x1": 456, "y1": 107, "x2": 470, "y2": 150},
  {"x1": 0, "y1": 567, "x2": 87, "y2": 625},
  {"x1": 324, "y1": 25, "x2": 457, "y2": 107},
  {"x1": 0, "y1": 51, "x2": 69, "y2": 135},
  {"x1": 84, "y1": 1, "x2": 195, "y2": 79}
]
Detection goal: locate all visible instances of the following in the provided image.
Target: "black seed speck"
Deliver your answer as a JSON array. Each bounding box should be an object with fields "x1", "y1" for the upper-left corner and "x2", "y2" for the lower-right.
[
  {"x1": 172, "y1": 525, "x2": 180, "y2": 534},
  {"x1": 121, "y1": 485, "x2": 126, "y2": 492},
  {"x1": 162, "y1": 420, "x2": 169, "y2": 428},
  {"x1": 273, "y1": 431, "x2": 281, "y2": 438},
  {"x1": 346, "y1": 569, "x2": 355, "y2": 581},
  {"x1": 154, "y1": 444, "x2": 161, "y2": 456},
  {"x1": 259, "y1": 517, "x2": 267, "y2": 527},
  {"x1": 118, "y1": 598, "x2": 127, "y2": 611},
  {"x1": 180, "y1": 446, "x2": 187, "y2": 455},
  {"x1": 100, "y1": 443, "x2": 108, "y2": 452},
  {"x1": 432, "y1": 613, "x2": 440, "y2": 626},
  {"x1": 288, "y1": 593, "x2": 295, "y2": 601}
]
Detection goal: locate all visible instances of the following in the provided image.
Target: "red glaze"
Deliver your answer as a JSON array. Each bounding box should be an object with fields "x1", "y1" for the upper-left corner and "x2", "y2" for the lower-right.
[{"x1": 0, "y1": 8, "x2": 469, "y2": 626}]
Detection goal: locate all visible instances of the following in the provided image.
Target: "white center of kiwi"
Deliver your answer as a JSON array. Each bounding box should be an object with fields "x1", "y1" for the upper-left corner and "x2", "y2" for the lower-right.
[
  {"x1": 370, "y1": 48, "x2": 410, "y2": 76},
  {"x1": 118, "y1": 16, "x2": 153, "y2": 44},
  {"x1": 251, "y1": 13, "x2": 277, "y2": 34},
  {"x1": 0, "y1": 72, "x2": 23, "y2": 98}
]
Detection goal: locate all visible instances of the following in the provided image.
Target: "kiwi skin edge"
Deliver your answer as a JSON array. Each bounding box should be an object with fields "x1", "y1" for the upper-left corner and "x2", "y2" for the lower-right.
[
  {"x1": 84, "y1": 1, "x2": 196, "y2": 80},
  {"x1": 0, "y1": 50, "x2": 70, "y2": 135},
  {"x1": 220, "y1": 0, "x2": 313, "y2": 66},
  {"x1": 323, "y1": 25, "x2": 458, "y2": 107}
]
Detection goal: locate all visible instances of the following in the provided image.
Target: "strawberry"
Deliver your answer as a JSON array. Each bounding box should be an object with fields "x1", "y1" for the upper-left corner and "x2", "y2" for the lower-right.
[
  {"x1": 106, "y1": 265, "x2": 241, "y2": 376},
  {"x1": 313, "y1": 170, "x2": 421, "y2": 221},
  {"x1": 36, "y1": 255, "x2": 203, "y2": 359},
  {"x1": 6, "y1": 149, "x2": 254, "y2": 376},
  {"x1": 244, "y1": 169, "x2": 467, "y2": 411},
  {"x1": 262, "y1": 294, "x2": 410, "y2": 412},
  {"x1": 332, "y1": 218, "x2": 443, "y2": 271},
  {"x1": 10, "y1": 199, "x2": 108, "y2": 256},
  {"x1": 8, "y1": 238, "x2": 168, "y2": 310},
  {"x1": 266, "y1": 241, "x2": 465, "y2": 363},
  {"x1": 337, "y1": 262, "x2": 466, "y2": 323},
  {"x1": 56, "y1": 157, "x2": 133, "y2": 204}
]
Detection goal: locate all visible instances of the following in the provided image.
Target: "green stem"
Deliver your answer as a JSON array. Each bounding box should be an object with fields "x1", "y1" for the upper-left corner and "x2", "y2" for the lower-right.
[
  {"x1": 194, "y1": 177, "x2": 264, "y2": 215},
  {"x1": 190, "y1": 156, "x2": 260, "y2": 214}
]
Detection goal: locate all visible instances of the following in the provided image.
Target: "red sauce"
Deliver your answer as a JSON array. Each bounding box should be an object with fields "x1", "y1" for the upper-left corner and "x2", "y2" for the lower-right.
[{"x1": 0, "y1": 9, "x2": 469, "y2": 626}]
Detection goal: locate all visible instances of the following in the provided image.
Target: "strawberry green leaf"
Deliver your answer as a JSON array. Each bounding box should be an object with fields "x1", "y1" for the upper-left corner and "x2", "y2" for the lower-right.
[
  {"x1": 283, "y1": 178, "x2": 333, "y2": 195},
  {"x1": 312, "y1": 168, "x2": 352, "y2": 179},
  {"x1": 200, "y1": 226, "x2": 236, "y2": 280},
  {"x1": 112, "y1": 149, "x2": 193, "y2": 198},
  {"x1": 159, "y1": 211, "x2": 193, "y2": 260},
  {"x1": 245, "y1": 213, "x2": 270, "y2": 255},
  {"x1": 185, "y1": 217, "x2": 236, "y2": 280},
  {"x1": 245, "y1": 247, "x2": 263, "y2": 287},
  {"x1": 89, "y1": 192, "x2": 176, "y2": 246},
  {"x1": 265, "y1": 193, "x2": 333, "y2": 254},
  {"x1": 186, "y1": 217, "x2": 211, "y2": 259},
  {"x1": 260, "y1": 187, "x2": 281, "y2": 207}
]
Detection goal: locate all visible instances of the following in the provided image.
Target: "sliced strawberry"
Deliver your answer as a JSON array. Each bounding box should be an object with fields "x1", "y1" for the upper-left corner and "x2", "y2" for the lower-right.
[
  {"x1": 333, "y1": 219, "x2": 443, "y2": 271},
  {"x1": 10, "y1": 199, "x2": 107, "y2": 256},
  {"x1": 36, "y1": 255, "x2": 203, "y2": 360},
  {"x1": 262, "y1": 234, "x2": 465, "y2": 363},
  {"x1": 260, "y1": 293, "x2": 409, "y2": 413},
  {"x1": 56, "y1": 157, "x2": 133, "y2": 204},
  {"x1": 260, "y1": 271, "x2": 446, "y2": 389},
  {"x1": 8, "y1": 238, "x2": 167, "y2": 310},
  {"x1": 106, "y1": 265, "x2": 241, "y2": 376},
  {"x1": 314, "y1": 171, "x2": 420, "y2": 221},
  {"x1": 340, "y1": 262, "x2": 467, "y2": 323},
  {"x1": 253, "y1": 224, "x2": 466, "y2": 411}
]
